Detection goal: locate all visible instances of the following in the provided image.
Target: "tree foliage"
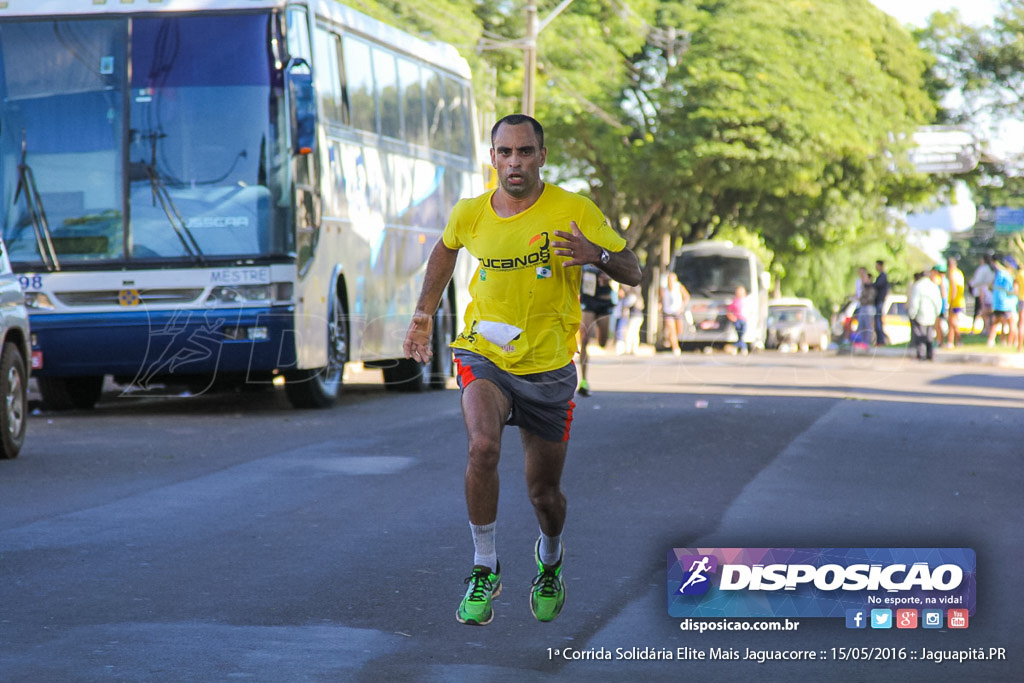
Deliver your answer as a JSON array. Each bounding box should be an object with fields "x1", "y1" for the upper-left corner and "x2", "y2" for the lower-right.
[
  {"x1": 342, "y1": 0, "x2": 944, "y2": 312},
  {"x1": 915, "y1": 2, "x2": 1024, "y2": 269},
  {"x1": 552, "y1": 0, "x2": 938, "y2": 310}
]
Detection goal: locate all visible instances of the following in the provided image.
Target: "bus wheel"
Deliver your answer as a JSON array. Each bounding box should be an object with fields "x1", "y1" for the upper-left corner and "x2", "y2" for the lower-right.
[
  {"x1": 0, "y1": 343, "x2": 28, "y2": 459},
  {"x1": 429, "y1": 294, "x2": 454, "y2": 390},
  {"x1": 384, "y1": 299, "x2": 453, "y2": 392},
  {"x1": 383, "y1": 358, "x2": 428, "y2": 392},
  {"x1": 38, "y1": 375, "x2": 104, "y2": 411},
  {"x1": 285, "y1": 291, "x2": 348, "y2": 409}
]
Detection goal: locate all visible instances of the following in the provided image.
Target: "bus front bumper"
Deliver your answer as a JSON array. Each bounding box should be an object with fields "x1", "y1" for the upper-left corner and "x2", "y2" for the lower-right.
[{"x1": 29, "y1": 306, "x2": 299, "y2": 380}]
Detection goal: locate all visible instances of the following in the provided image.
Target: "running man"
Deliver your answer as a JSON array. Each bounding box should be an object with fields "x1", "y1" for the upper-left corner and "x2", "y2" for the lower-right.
[{"x1": 403, "y1": 114, "x2": 641, "y2": 625}]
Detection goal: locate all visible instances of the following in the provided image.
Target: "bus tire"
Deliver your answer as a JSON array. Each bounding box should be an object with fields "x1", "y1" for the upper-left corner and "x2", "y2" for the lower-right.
[
  {"x1": 38, "y1": 375, "x2": 104, "y2": 411},
  {"x1": 0, "y1": 343, "x2": 28, "y2": 459},
  {"x1": 429, "y1": 292, "x2": 454, "y2": 390},
  {"x1": 383, "y1": 358, "x2": 428, "y2": 392},
  {"x1": 284, "y1": 288, "x2": 348, "y2": 409}
]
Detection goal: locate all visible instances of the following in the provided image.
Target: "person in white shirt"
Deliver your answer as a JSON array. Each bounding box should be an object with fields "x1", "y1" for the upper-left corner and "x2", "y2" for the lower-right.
[
  {"x1": 908, "y1": 269, "x2": 943, "y2": 360},
  {"x1": 969, "y1": 253, "x2": 995, "y2": 334}
]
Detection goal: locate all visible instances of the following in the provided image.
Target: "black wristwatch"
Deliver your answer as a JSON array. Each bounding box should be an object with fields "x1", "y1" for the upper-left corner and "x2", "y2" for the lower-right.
[{"x1": 599, "y1": 248, "x2": 610, "y2": 266}]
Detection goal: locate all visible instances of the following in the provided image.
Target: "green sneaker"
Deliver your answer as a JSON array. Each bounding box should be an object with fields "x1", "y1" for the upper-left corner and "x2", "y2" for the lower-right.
[
  {"x1": 457, "y1": 563, "x2": 502, "y2": 625},
  {"x1": 530, "y1": 539, "x2": 565, "y2": 622}
]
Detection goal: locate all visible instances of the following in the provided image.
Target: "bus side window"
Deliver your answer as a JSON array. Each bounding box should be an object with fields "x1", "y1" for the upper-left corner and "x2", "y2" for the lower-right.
[
  {"x1": 446, "y1": 78, "x2": 473, "y2": 158},
  {"x1": 398, "y1": 57, "x2": 426, "y2": 147},
  {"x1": 373, "y1": 47, "x2": 399, "y2": 139},
  {"x1": 287, "y1": 8, "x2": 312, "y2": 61},
  {"x1": 424, "y1": 68, "x2": 447, "y2": 153},
  {"x1": 314, "y1": 26, "x2": 347, "y2": 125},
  {"x1": 342, "y1": 36, "x2": 375, "y2": 133}
]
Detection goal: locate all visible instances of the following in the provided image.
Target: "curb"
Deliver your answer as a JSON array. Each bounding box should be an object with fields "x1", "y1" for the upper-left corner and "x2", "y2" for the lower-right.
[{"x1": 836, "y1": 345, "x2": 1024, "y2": 369}]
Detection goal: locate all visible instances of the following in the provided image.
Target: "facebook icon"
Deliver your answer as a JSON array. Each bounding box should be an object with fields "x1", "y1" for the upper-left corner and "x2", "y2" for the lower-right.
[{"x1": 846, "y1": 609, "x2": 867, "y2": 629}]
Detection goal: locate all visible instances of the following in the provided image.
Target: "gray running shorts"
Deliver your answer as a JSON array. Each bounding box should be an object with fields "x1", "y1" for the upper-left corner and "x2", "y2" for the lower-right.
[{"x1": 453, "y1": 349, "x2": 576, "y2": 442}]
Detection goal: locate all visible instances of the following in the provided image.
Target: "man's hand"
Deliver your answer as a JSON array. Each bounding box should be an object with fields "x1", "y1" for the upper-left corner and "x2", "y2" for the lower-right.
[
  {"x1": 552, "y1": 221, "x2": 600, "y2": 267},
  {"x1": 553, "y1": 220, "x2": 643, "y2": 286},
  {"x1": 403, "y1": 311, "x2": 433, "y2": 364}
]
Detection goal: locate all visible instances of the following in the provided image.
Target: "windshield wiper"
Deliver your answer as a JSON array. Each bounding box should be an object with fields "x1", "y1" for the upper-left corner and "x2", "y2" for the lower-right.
[
  {"x1": 13, "y1": 129, "x2": 61, "y2": 270},
  {"x1": 133, "y1": 130, "x2": 205, "y2": 264}
]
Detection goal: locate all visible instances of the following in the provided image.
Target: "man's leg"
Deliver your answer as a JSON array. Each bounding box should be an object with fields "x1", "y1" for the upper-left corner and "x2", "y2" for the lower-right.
[
  {"x1": 462, "y1": 378, "x2": 510, "y2": 534},
  {"x1": 578, "y1": 310, "x2": 595, "y2": 395},
  {"x1": 522, "y1": 430, "x2": 569, "y2": 622},
  {"x1": 735, "y1": 320, "x2": 747, "y2": 353},
  {"x1": 627, "y1": 315, "x2": 643, "y2": 354},
  {"x1": 522, "y1": 430, "x2": 568, "y2": 538},
  {"x1": 595, "y1": 313, "x2": 611, "y2": 349},
  {"x1": 456, "y1": 379, "x2": 510, "y2": 625}
]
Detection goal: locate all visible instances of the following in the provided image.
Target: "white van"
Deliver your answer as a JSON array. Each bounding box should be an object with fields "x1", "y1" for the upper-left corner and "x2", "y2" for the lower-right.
[{"x1": 670, "y1": 241, "x2": 771, "y2": 350}]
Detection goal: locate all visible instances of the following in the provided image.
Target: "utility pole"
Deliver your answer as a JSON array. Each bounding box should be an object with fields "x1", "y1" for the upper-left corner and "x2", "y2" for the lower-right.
[
  {"x1": 522, "y1": 0, "x2": 575, "y2": 117},
  {"x1": 523, "y1": 0, "x2": 538, "y2": 116}
]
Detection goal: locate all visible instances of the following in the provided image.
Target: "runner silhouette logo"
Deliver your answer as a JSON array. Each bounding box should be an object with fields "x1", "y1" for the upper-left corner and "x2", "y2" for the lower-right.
[{"x1": 677, "y1": 555, "x2": 718, "y2": 595}]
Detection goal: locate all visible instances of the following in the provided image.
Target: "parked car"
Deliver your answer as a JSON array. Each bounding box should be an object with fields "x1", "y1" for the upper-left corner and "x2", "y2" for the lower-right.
[
  {"x1": 0, "y1": 237, "x2": 29, "y2": 458},
  {"x1": 766, "y1": 298, "x2": 831, "y2": 350},
  {"x1": 832, "y1": 294, "x2": 911, "y2": 346}
]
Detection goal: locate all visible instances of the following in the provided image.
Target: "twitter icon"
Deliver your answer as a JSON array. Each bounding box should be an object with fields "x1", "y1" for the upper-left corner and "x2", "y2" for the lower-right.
[{"x1": 870, "y1": 609, "x2": 892, "y2": 629}]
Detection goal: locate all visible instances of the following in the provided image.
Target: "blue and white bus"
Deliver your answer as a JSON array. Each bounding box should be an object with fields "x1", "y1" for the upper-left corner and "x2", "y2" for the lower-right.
[{"x1": 0, "y1": 0, "x2": 482, "y2": 409}]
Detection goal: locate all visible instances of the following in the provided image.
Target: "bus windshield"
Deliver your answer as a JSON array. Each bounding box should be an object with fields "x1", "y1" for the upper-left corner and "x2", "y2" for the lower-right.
[
  {"x1": 674, "y1": 253, "x2": 752, "y2": 297},
  {"x1": 0, "y1": 13, "x2": 290, "y2": 266}
]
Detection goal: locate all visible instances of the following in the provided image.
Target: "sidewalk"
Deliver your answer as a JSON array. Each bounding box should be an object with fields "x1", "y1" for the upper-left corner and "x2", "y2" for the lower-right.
[
  {"x1": 838, "y1": 341, "x2": 1024, "y2": 369},
  {"x1": 588, "y1": 337, "x2": 1024, "y2": 368}
]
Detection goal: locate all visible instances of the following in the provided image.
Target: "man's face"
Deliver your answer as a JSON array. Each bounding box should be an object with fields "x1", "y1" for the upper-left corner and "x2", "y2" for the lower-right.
[{"x1": 490, "y1": 123, "x2": 546, "y2": 199}]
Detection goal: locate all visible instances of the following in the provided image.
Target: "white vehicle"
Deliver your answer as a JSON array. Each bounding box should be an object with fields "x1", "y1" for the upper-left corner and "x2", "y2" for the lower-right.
[
  {"x1": 671, "y1": 241, "x2": 771, "y2": 350},
  {"x1": 0, "y1": 236, "x2": 28, "y2": 457},
  {"x1": 833, "y1": 294, "x2": 911, "y2": 346},
  {"x1": 766, "y1": 298, "x2": 831, "y2": 351},
  {"x1": 0, "y1": 1, "x2": 481, "y2": 409}
]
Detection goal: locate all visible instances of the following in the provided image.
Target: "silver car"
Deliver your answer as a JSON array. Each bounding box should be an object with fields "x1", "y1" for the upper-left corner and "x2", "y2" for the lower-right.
[
  {"x1": 766, "y1": 298, "x2": 831, "y2": 351},
  {"x1": 0, "y1": 238, "x2": 29, "y2": 458}
]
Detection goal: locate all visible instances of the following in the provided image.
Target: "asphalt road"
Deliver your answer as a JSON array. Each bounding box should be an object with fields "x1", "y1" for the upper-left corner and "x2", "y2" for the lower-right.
[{"x1": 1, "y1": 349, "x2": 1021, "y2": 682}]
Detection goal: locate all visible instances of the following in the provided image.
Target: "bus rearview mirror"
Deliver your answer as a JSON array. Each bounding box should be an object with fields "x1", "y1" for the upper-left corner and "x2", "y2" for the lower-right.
[{"x1": 287, "y1": 67, "x2": 317, "y2": 156}]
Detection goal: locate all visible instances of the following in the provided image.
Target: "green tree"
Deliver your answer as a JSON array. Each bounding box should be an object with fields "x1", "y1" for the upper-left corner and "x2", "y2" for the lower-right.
[
  {"x1": 544, "y1": 0, "x2": 939, "y2": 311},
  {"x1": 343, "y1": 1, "x2": 943, "y2": 313},
  {"x1": 915, "y1": 3, "x2": 1024, "y2": 268}
]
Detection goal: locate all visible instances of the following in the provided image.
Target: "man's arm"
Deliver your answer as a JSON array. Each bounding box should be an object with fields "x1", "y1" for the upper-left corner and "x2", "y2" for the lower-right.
[
  {"x1": 403, "y1": 239, "x2": 459, "y2": 364},
  {"x1": 552, "y1": 221, "x2": 642, "y2": 286}
]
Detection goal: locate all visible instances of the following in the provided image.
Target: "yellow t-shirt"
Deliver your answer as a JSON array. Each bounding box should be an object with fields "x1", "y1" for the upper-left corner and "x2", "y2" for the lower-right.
[
  {"x1": 443, "y1": 184, "x2": 627, "y2": 374},
  {"x1": 948, "y1": 268, "x2": 966, "y2": 310}
]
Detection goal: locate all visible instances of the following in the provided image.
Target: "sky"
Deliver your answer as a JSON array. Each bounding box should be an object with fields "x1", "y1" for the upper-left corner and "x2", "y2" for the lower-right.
[
  {"x1": 872, "y1": 0, "x2": 1022, "y2": 160},
  {"x1": 870, "y1": 0, "x2": 1002, "y2": 27},
  {"x1": 869, "y1": 2, "x2": 1007, "y2": 243}
]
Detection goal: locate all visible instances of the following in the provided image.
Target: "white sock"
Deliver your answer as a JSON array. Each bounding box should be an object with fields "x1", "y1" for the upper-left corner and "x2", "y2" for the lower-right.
[
  {"x1": 539, "y1": 530, "x2": 562, "y2": 566},
  {"x1": 471, "y1": 522, "x2": 497, "y2": 571}
]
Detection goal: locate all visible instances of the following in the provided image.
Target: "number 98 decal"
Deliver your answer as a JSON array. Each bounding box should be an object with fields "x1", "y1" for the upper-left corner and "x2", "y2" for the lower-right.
[{"x1": 18, "y1": 275, "x2": 43, "y2": 291}]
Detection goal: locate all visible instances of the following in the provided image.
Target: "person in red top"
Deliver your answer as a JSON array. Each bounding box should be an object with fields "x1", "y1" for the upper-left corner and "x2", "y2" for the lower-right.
[{"x1": 726, "y1": 285, "x2": 749, "y2": 354}]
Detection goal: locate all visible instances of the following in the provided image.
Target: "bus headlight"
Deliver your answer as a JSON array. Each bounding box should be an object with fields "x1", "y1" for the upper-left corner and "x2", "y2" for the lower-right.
[
  {"x1": 205, "y1": 285, "x2": 272, "y2": 305},
  {"x1": 205, "y1": 283, "x2": 294, "y2": 306},
  {"x1": 25, "y1": 292, "x2": 56, "y2": 310}
]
